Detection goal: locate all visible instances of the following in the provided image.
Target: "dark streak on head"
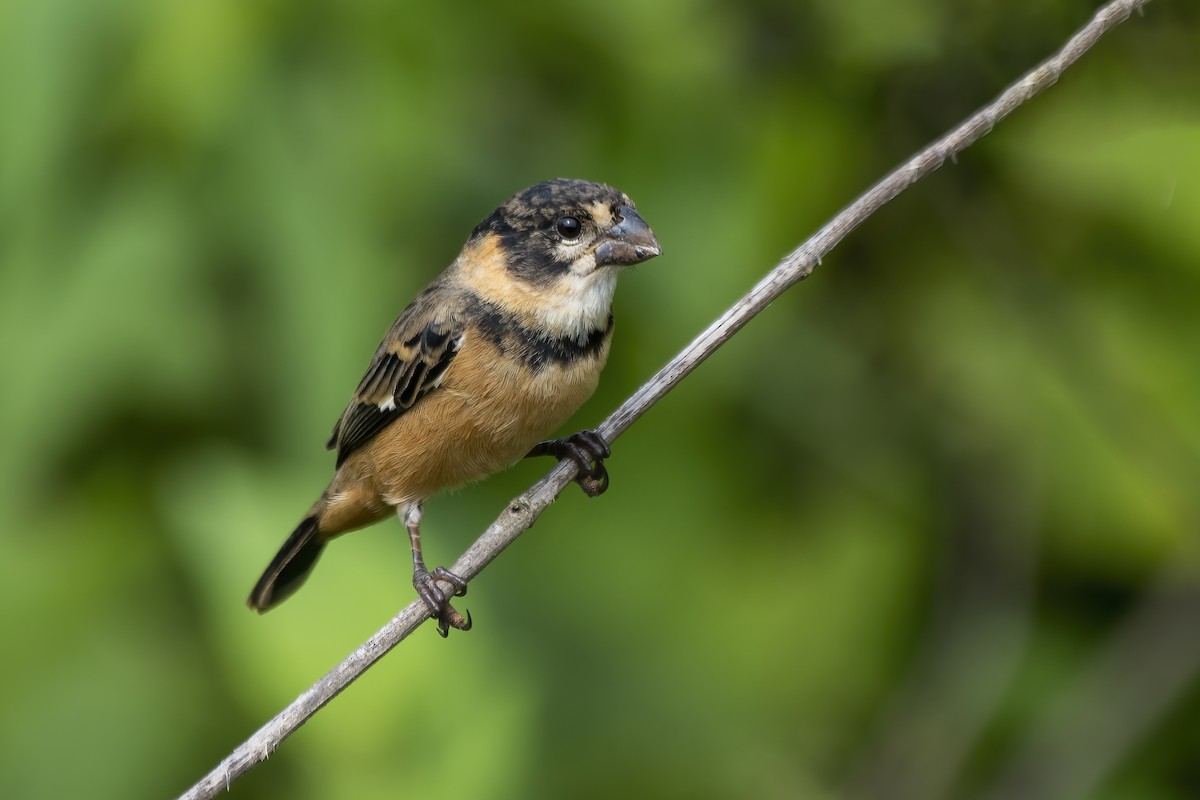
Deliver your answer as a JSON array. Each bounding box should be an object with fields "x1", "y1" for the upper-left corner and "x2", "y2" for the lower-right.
[{"x1": 470, "y1": 179, "x2": 630, "y2": 286}]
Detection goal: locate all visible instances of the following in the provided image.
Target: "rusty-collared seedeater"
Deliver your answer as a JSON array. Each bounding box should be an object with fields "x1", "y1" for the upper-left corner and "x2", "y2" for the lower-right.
[{"x1": 248, "y1": 179, "x2": 661, "y2": 634}]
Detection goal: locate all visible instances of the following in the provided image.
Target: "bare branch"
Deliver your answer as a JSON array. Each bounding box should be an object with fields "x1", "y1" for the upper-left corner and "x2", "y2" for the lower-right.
[{"x1": 178, "y1": 2, "x2": 1153, "y2": 797}]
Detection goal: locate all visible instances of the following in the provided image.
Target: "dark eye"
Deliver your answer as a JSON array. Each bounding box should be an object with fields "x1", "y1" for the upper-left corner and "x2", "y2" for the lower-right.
[{"x1": 556, "y1": 215, "x2": 582, "y2": 239}]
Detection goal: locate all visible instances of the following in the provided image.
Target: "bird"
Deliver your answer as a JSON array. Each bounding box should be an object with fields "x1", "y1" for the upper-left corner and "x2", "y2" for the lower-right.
[{"x1": 247, "y1": 178, "x2": 661, "y2": 635}]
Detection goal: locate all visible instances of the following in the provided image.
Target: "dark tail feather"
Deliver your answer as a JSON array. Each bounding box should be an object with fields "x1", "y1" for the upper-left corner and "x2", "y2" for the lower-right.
[{"x1": 247, "y1": 516, "x2": 325, "y2": 612}]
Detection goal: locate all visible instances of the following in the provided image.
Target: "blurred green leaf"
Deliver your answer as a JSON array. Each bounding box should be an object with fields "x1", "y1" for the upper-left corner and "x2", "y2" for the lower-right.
[{"x1": 2, "y1": 1, "x2": 1197, "y2": 799}]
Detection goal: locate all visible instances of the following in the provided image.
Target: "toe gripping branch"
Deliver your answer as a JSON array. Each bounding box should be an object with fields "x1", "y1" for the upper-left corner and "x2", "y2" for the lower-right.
[
  {"x1": 526, "y1": 429, "x2": 612, "y2": 497},
  {"x1": 406, "y1": 502, "x2": 472, "y2": 637},
  {"x1": 415, "y1": 430, "x2": 609, "y2": 637},
  {"x1": 414, "y1": 566, "x2": 472, "y2": 638}
]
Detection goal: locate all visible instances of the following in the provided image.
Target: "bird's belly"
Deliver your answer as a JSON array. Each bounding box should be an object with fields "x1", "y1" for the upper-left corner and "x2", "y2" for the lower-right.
[{"x1": 358, "y1": 351, "x2": 604, "y2": 504}]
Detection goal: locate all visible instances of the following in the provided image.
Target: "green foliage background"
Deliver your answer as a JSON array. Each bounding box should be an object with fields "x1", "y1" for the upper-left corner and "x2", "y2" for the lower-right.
[{"x1": 2, "y1": 1, "x2": 1197, "y2": 798}]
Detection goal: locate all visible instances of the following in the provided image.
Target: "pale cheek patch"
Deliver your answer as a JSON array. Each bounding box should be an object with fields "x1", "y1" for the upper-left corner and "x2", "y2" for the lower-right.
[
  {"x1": 566, "y1": 250, "x2": 598, "y2": 277},
  {"x1": 587, "y1": 201, "x2": 614, "y2": 229}
]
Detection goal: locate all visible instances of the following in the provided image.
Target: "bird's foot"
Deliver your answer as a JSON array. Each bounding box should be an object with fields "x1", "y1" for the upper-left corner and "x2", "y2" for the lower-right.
[
  {"x1": 527, "y1": 429, "x2": 611, "y2": 496},
  {"x1": 413, "y1": 566, "x2": 472, "y2": 637}
]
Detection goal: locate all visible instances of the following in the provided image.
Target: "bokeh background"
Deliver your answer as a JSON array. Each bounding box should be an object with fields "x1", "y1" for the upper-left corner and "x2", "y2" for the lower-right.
[{"x1": 2, "y1": 1, "x2": 1198, "y2": 798}]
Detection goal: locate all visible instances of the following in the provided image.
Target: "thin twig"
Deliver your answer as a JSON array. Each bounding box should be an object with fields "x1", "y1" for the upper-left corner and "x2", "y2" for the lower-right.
[{"x1": 178, "y1": 2, "x2": 1152, "y2": 797}]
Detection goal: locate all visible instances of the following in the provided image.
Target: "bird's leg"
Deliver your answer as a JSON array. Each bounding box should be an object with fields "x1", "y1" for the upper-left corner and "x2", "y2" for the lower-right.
[
  {"x1": 402, "y1": 502, "x2": 471, "y2": 637},
  {"x1": 526, "y1": 429, "x2": 611, "y2": 497}
]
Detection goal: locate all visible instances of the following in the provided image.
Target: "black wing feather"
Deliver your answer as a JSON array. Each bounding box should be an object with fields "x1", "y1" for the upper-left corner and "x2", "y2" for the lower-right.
[
  {"x1": 359, "y1": 351, "x2": 403, "y2": 398},
  {"x1": 327, "y1": 318, "x2": 463, "y2": 467}
]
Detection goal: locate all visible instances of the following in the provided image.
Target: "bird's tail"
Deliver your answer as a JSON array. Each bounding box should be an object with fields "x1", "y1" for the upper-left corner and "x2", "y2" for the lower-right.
[{"x1": 247, "y1": 515, "x2": 325, "y2": 612}]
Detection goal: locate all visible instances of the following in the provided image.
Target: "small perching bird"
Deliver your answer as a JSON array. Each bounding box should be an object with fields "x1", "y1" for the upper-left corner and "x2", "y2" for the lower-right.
[{"x1": 247, "y1": 179, "x2": 661, "y2": 634}]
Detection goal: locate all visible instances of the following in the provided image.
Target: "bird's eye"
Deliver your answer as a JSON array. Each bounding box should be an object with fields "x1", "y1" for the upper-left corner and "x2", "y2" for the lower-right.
[{"x1": 556, "y1": 216, "x2": 582, "y2": 240}]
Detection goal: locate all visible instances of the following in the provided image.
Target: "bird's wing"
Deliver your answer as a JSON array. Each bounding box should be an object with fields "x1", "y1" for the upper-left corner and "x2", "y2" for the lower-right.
[{"x1": 327, "y1": 302, "x2": 465, "y2": 467}]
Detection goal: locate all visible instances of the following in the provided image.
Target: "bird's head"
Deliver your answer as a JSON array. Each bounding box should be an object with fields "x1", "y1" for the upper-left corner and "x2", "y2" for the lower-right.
[
  {"x1": 458, "y1": 179, "x2": 661, "y2": 340},
  {"x1": 473, "y1": 178, "x2": 661, "y2": 284}
]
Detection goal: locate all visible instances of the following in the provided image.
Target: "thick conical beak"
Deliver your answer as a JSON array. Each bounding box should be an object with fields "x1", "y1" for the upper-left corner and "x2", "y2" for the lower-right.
[{"x1": 594, "y1": 205, "x2": 662, "y2": 266}]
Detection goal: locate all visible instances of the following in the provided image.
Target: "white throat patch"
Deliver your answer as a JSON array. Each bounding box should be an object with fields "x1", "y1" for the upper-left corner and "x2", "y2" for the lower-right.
[{"x1": 537, "y1": 267, "x2": 618, "y2": 342}]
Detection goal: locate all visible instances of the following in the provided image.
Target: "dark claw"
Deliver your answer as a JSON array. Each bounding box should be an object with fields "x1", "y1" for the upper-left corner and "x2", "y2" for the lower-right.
[
  {"x1": 577, "y1": 463, "x2": 609, "y2": 497},
  {"x1": 437, "y1": 608, "x2": 472, "y2": 638},
  {"x1": 571, "y1": 430, "x2": 611, "y2": 460},
  {"x1": 526, "y1": 429, "x2": 612, "y2": 496},
  {"x1": 432, "y1": 566, "x2": 468, "y2": 598},
  {"x1": 415, "y1": 566, "x2": 471, "y2": 636},
  {"x1": 414, "y1": 570, "x2": 446, "y2": 614},
  {"x1": 562, "y1": 442, "x2": 600, "y2": 479}
]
